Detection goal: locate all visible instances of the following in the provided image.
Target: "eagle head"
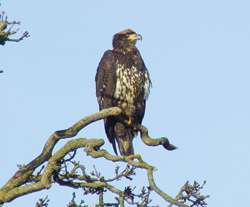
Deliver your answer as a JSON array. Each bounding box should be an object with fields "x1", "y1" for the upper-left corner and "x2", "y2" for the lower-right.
[{"x1": 112, "y1": 29, "x2": 142, "y2": 52}]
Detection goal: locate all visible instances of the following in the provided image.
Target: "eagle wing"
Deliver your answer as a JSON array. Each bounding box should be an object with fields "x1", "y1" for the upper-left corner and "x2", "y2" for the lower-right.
[
  {"x1": 95, "y1": 50, "x2": 118, "y2": 154},
  {"x1": 95, "y1": 50, "x2": 116, "y2": 110}
]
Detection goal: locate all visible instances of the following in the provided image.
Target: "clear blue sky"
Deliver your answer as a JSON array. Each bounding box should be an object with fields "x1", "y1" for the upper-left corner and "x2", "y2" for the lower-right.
[{"x1": 1, "y1": 0, "x2": 250, "y2": 206}]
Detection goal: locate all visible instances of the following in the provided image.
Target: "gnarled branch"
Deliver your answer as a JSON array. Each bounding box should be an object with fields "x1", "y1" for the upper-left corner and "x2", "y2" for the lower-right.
[
  {"x1": 0, "y1": 107, "x2": 206, "y2": 207},
  {"x1": 135, "y1": 124, "x2": 177, "y2": 150},
  {"x1": 1, "y1": 107, "x2": 122, "y2": 194}
]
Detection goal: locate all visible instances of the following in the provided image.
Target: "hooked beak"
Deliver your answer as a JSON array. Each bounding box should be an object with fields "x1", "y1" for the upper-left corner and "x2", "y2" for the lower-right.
[{"x1": 128, "y1": 33, "x2": 142, "y2": 41}]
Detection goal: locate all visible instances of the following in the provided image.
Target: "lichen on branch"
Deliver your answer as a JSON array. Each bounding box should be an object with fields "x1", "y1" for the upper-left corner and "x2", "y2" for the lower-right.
[{"x1": 0, "y1": 107, "x2": 208, "y2": 206}]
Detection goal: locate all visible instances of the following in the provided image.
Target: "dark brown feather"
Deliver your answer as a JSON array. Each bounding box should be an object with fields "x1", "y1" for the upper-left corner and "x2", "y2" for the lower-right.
[{"x1": 95, "y1": 50, "x2": 118, "y2": 154}]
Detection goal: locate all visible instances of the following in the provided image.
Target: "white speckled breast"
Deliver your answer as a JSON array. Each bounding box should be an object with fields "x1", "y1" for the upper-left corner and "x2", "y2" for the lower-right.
[{"x1": 113, "y1": 64, "x2": 150, "y2": 117}]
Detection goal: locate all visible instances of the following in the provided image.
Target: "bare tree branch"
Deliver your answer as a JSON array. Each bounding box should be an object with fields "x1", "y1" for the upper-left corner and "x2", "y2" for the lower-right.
[
  {"x1": 136, "y1": 124, "x2": 177, "y2": 150},
  {"x1": 0, "y1": 107, "x2": 207, "y2": 206},
  {"x1": 168, "y1": 181, "x2": 209, "y2": 207},
  {"x1": 1, "y1": 107, "x2": 122, "y2": 194},
  {"x1": 0, "y1": 11, "x2": 29, "y2": 46}
]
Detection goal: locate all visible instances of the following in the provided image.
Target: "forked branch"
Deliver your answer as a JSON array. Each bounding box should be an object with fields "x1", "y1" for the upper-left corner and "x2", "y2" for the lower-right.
[{"x1": 0, "y1": 107, "x2": 206, "y2": 207}]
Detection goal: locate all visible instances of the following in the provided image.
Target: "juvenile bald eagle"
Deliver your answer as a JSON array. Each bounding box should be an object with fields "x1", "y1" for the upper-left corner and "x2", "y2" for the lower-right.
[{"x1": 95, "y1": 29, "x2": 151, "y2": 156}]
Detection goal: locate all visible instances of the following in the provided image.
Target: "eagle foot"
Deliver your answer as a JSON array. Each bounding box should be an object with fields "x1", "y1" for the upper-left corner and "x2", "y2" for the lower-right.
[{"x1": 127, "y1": 116, "x2": 134, "y2": 125}]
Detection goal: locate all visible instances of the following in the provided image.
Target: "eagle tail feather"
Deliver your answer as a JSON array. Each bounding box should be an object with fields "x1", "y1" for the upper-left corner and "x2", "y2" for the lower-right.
[{"x1": 114, "y1": 122, "x2": 134, "y2": 156}]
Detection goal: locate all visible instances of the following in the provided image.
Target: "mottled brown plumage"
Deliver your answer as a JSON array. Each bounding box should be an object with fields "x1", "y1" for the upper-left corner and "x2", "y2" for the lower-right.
[{"x1": 95, "y1": 29, "x2": 151, "y2": 156}]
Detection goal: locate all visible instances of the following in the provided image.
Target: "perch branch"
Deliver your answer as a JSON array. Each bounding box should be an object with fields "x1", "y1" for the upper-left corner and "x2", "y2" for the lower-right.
[
  {"x1": 0, "y1": 107, "x2": 122, "y2": 194},
  {"x1": 0, "y1": 106, "x2": 179, "y2": 205}
]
